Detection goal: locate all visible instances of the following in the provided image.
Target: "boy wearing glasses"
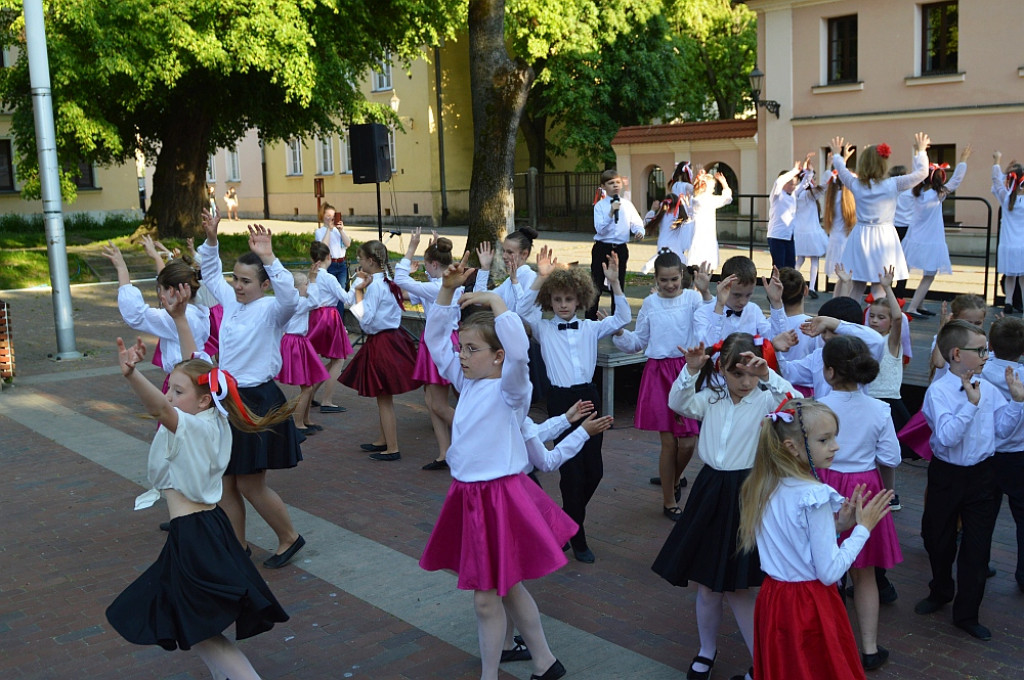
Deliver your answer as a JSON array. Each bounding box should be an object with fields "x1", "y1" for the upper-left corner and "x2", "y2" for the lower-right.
[{"x1": 916, "y1": 320, "x2": 1024, "y2": 641}]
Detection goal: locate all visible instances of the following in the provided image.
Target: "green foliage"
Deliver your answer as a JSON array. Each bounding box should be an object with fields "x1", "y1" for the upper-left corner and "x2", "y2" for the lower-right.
[
  {"x1": 666, "y1": 0, "x2": 756, "y2": 121},
  {"x1": 0, "y1": 212, "x2": 142, "y2": 247}
]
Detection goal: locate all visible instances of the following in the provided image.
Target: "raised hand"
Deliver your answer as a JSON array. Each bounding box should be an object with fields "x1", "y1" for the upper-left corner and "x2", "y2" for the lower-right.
[
  {"x1": 140, "y1": 234, "x2": 161, "y2": 262},
  {"x1": 535, "y1": 245, "x2": 559, "y2": 277},
  {"x1": 441, "y1": 252, "x2": 476, "y2": 290},
  {"x1": 800, "y1": 315, "x2": 838, "y2": 338},
  {"x1": 1006, "y1": 366, "x2": 1024, "y2": 402},
  {"x1": 116, "y1": 336, "x2": 146, "y2": 376},
  {"x1": 715, "y1": 274, "x2": 738, "y2": 308},
  {"x1": 772, "y1": 329, "x2": 799, "y2": 352},
  {"x1": 682, "y1": 342, "x2": 708, "y2": 373},
  {"x1": 185, "y1": 237, "x2": 197, "y2": 259},
  {"x1": 694, "y1": 262, "x2": 712, "y2": 296},
  {"x1": 202, "y1": 209, "x2": 221, "y2": 245},
  {"x1": 353, "y1": 270, "x2": 371, "y2": 290},
  {"x1": 458, "y1": 291, "x2": 503, "y2": 311},
  {"x1": 408, "y1": 227, "x2": 422, "y2": 255},
  {"x1": 308, "y1": 259, "x2": 322, "y2": 282},
  {"x1": 914, "y1": 132, "x2": 931, "y2": 153},
  {"x1": 565, "y1": 399, "x2": 595, "y2": 423},
  {"x1": 763, "y1": 266, "x2": 783, "y2": 308},
  {"x1": 101, "y1": 241, "x2": 127, "y2": 270},
  {"x1": 581, "y1": 412, "x2": 615, "y2": 436},
  {"x1": 737, "y1": 350, "x2": 769, "y2": 379},
  {"x1": 939, "y1": 300, "x2": 951, "y2": 329},
  {"x1": 960, "y1": 144, "x2": 973, "y2": 163},
  {"x1": 476, "y1": 241, "x2": 494, "y2": 271},
  {"x1": 960, "y1": 372, "x2": 981, "y2": 405},
  {"x1": 163, "y1": 283, "x2": 192, "y2": 319},
  {"x1": 247, "y1": 224, "x2": 275, "y2": 263},
  {"x1": 602, "y1": 251, "x2": 620, "y2": 285},
  {"x1": 830, "y1": 137, "x2": 846, "y2": 158},
  {"x1": 878, "y1": 264, "x2": 895, "y2": 291}
]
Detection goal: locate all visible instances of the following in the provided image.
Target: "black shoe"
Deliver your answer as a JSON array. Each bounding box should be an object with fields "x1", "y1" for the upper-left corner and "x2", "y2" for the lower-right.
[
  {"x1": 862, "y1": 646, "x2": 889, "y2": 671},
  {"x1": 808, "y1": 289, "x2": 819, "y2": 299},
  {"x1": 918, "y1": 307, "x2": 936, "y2": 316},
  {"x1": 675, "y1": 478, "x2": 686, "y2": 502},
  {"x1": 954, "y1": 621, "x2": 992, "y2": 641},
  {"x1": 159, "y1": 521, "x2": 171, "y2": 532},
  {"x1": 297, "y1": 427, "x2": 318, "y2": 436},
  {"x1": 878, "y1": 580, "x2": 899, "y2": 604},
  {"x1": 262, "y1": 535, "x2": 305, "y2": 569},
  {"x1": 650, "y1": 476, "x2": 662, "y2": 486},
  {"x1": 728, "y1": 666, "x2": 754, "y2": 680},
  {"x1": 311, "y1": 399, "x2": 321, "y2": 407},
  {"x1": 530, "y1": 660, "x2": 566, "y2": 680},
  {"x1": 572, "y1": 547, "x2": 595, "y2": 563},
  {"x1": 906, "y1": 310, "x2": 927, "y2": 319},
  {"x1": 987, "y1": 565, "x2": 997, "y2": 578},
  {"x1": 663, "y1": 506, "x2": 682, "y2": 521},
  {"x1": 319, "y1": 404, "x2": 346, "y2": 413},
  {"x1": 1005, "y1": 304, "x2": 1015, "y2": 316},
  {"x1": 369, "y1": 452, "x2": 401, "y2": 461},
  {"x1": 422, "y1": 459, "x2": 449, "y2": 471},
  {"x1": 360, "y1": 443, "x2": 388, "y2": 452},
  {"x1": 914, "y1": 597, "x2": 948, "y2": 615},
  {"x1": 500, "y1": 635, "x2": 532, "y2": 663},
  {"x1": 686, "y1": 652, "x2": 717, "y2": 680}
]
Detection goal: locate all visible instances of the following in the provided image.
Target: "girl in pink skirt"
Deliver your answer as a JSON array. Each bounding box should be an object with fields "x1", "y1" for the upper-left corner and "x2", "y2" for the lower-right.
[
  {"x1": 276, "y1": 271, "x2": 331, "y2": 435},
  {"x1": 306, "y1": 241, "x2": 354, "y2": 414},
  {"x1": 420, "y1": 260, "x2": 574, "y2": 680},
  {"x1": 818, "y1": 335, "x2": 902, "y2": 671},
  {"x1": 395, "y1": 228, "x2": 460, "y2": 470},
  {"x1": 612, "y1": 249, "x2": 710, "y2": 519}
]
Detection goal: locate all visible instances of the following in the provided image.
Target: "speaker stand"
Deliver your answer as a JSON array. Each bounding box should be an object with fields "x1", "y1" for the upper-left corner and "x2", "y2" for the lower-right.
[{"x1": 375, "y1": 182, "x2": 383, "y2": 242}]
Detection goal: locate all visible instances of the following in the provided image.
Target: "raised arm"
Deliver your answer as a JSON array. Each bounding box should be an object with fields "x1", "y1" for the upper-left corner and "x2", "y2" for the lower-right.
[
  {"x1": 117, "y1": 336, "x2": 181, "y2": 433},
  {"x1": 878, "y1": 266, "x2": 902, "y2": 356}
]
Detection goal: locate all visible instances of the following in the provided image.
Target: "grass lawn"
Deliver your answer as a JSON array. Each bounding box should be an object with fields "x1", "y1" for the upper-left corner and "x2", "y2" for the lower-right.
[{"x1": 0, "y1": 250, "x2": 98, "y2": 289}]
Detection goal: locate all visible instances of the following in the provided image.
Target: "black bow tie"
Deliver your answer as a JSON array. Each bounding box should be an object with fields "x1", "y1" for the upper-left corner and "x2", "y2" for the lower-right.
[
  {"x1": 725, "y1": 308, "x2": 740, "y2": 317},
  {"x1": 557, "y1": 321, "x2": 580, "y2": 331}
]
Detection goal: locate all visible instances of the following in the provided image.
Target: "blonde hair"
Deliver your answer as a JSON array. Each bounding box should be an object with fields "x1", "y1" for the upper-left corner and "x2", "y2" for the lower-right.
[
  {"x1": 738, "y1": 399, "x2": 838, "y2": 553},
  {"x1": 822, "y1": 180, "x2": 856, "y2": 236},
  {"x1": 536, "y1": 267, "x2": 597, "y2": 313},
  {"x1": 173, "y1": 359, "x2": 296, "y2": 433},
  {"x1": 855, "y1": 145, "x2": 888, "y2": 185}
]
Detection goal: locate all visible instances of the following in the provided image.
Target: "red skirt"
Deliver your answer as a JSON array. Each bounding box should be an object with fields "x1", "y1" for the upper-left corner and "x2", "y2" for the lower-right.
[
  {"x1": 754, "y1": 576, "x2": 865, "y2": 680},
  {"x1": 276, "y1": 334, "x2": 331, "y2": 386},
  {"x1": 817, "y1": 468, "x2": 902, "y2": 569},
  {"x1": 307, "y1": 306, "x2": 353, "y2": 360},
  {"x1": 635, "y1": 357, "x2": 700, "y2": 437},
  {"x1": 338, "y1": 328, "x2": 422, "y2": 397},
  {"x1": 412, "y1": 330, "x2": 458, "y2": 386},
  {"x1": 419, "y1": 474, "x2": 578, "y2": 596}
]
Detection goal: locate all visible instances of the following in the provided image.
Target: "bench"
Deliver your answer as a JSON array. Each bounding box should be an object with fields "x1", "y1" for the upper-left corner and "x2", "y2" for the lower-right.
[{"x1": 596, "y1": 339, "x2": 648, "y2": 418}]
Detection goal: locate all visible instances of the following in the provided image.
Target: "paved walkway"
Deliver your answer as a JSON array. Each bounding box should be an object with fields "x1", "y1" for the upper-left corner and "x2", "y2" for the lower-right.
[{"x1": 1, "y1": 227, "x2": 1022, "y2": 679}]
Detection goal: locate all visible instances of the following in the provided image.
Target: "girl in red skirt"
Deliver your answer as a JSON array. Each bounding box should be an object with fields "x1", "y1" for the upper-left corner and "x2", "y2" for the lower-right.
[
  {"x1": 419, "y1": 259, "x2": 574, "y2": 680},
  {"x1": 307, "y1": 241, "x2": 354, "y2": 414},
  {"x1": 395, "y1": 228, "x2": 459, "y2": 470},
  {"x1": 612, "y1": 249, "x2": 710, "y2": 519},
  {"x1": 339, "y1": 240, "x2": 421, "y2": 460},
  {"x1": 276, "y1": 271, "x2": 332, "y2": 435},
  {"x1": 738, "y1": 398, "x2": 893, "y2": 680}
]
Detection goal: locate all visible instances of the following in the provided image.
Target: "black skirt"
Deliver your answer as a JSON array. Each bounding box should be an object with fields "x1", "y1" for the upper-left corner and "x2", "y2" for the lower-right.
[
  {"x1": 651, "y1": 465, "x2": 763, "y2": 592},
  {"x1": 106, "y1": 507, "x2": 289, "y2": 651},
  {"x1": 228, "y1": 380, "x2": 303, "y2": 475}
]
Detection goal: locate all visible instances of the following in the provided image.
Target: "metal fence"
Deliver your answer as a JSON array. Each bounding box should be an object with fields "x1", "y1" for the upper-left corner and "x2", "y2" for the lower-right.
[{"x1": 513, "y1": 170, "x2": 604, "y2": 231}]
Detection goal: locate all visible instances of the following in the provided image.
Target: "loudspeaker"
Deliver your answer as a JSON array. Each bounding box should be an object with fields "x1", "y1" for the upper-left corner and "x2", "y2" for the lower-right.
[{"x1": 350, "y1": 123, "x2": 392, "y2": 184}]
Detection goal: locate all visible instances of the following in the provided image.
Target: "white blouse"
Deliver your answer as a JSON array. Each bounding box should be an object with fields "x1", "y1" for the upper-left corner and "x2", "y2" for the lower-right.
[
  {"x1": 832, "y1": 151, "x2": 928, "y2": 227},
  {"x1": 778, "y1": 322, "x2": 884, "y2": 398},
  {"x1": 308, "y1": 273, "x2": 355, "y2": 309},
  {"x1": 613, "y1": 290, "x2": 703, "y2": 358},
  {"x1": 521, "y1": 415, "x2": 591, "y2": 473},
  {"x1": 357, "y1": 272, "x2": 403, "y2": 334},
  {"x1": 981, "y1": 358, "x2": 1024, "y2": 452},
  {"x1": 116, "y1": 284, "x2": 210, "y2": 373},
  {"x1": 694, "y1": 299, "x2": 785, "y2": 347},
  {"x1": 819, "y1": 390, "x2": 901, "y2": 473},
  {"x1": 474, "y1": 265, "x2": 538, "y2": 313},
  {"x1": 313, "y1": 225, "x2": 348, "y2": 259},
  {"x1": 282, "y1": 296, "x2": 318, "y2": 336},
  {"x1": 756, "y1": 478, "x2": 870, "y2": 585},
  {"x1": 594, "y1": 195, "x2": 645, "y2": 243}
]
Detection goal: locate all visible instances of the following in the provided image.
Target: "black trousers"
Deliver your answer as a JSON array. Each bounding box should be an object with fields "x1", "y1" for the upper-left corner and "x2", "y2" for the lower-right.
[
  {"x1": 587, "y1": 241, "x2": 628, "y2": 320},
  {"x1": 921, "y1": 457, "x2": 999, "y2": 624},
  {"x1": 993, "y1": 451, "x2": 1024, "y2": 587},
  {"x1": 548, "y1": 383, "x2": 603, "y2": 551}
]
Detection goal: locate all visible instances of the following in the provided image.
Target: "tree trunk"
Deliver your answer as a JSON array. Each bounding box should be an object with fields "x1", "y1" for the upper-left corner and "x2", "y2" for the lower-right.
[
  {"x1": 519, "y1": 111, "x2": 548, "y2": 172},
  {"x1": 148, "y1": 108, "x2": 212, "y2": 239},
  {"x1": 466, "y1": 0, "x2": 534, "y2": 260}
]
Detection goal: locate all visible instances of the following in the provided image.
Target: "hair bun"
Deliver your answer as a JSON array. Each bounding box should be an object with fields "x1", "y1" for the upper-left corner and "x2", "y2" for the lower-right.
[
  {"x1": 435, "y1": 237, "x2": 453, "y2": 253},
  {"x1": 517, "y1": 226, "x2": 539, "y2": 243},
  {"x1": 657, "y1": 247, "x2": 673, "y2": 255}
]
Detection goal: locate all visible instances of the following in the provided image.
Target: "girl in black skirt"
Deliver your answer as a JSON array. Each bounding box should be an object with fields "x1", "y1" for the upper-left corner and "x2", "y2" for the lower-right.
[
  {"x1": 106, "y1": 336, "x2": 289, "y2": 678},
  {"x1": 652, "y1": 333, "x2": 796, "y2": 680}
]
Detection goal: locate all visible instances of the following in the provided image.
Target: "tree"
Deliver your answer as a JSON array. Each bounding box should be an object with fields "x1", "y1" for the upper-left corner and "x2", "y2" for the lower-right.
[
  {"x1": 666, "y1": 0, "x2": 756, "y2": 121},
  {"x1": 0, "y1": 0, "x2": 461, "y2": 237},
  {"x1": 466, "y1": 0, "x2": 659, "y2": 251}
]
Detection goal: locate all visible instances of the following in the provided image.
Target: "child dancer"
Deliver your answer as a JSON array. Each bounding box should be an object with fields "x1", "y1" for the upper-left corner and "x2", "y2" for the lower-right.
[
  {"x1": 669, "y1": 160, "x2": 695, "y2": 199},
  {"x1": 903, "y1": 145, "x2": 972, "y2": 318},
  {"x1": 823, "y1": 159, "x2": 857, "y2": 281},
  {"x1": 694, "y1": 256, "x2": 786, "y2": 347},
  {"x1": 773, "y1": 268, "x2": 816, "y2": 395},
  {"x1": 793, "y1": 165, "x2": 828, "y2": 297},
  {"x1": 521, "y1": 248, "x2": 631, "y2": 562},
  {"x1": 419, "y1": 261, "x2": 575, "y2": 680},
  {"x1": 102, "y1": 242, "x2": 211, "y2": 389},
  {"x1": 277, "y1": 271, "x2": 331, "y2": 435},
  {"x1": 590, "y1": 169, "x2": 644, "y2": 318},
  {"x1": 613, "y1": 249, "x2": 708, "y2": 519},
  {"x1": 915, "y1": 320, "x2": 1024, "y2": 640},
  {"x1": 738, "y1": 399, "x2": 893, "y2": 680},
  {"x1": 818, "y1": 337, "x2": 902, "y2": 671},
  {"x1": 339, "y1": 240, "x2": 422, "y2": 460},
  {"x1": 474, "y1": 226, "x2": 540, "y2": 307},
  {"x1": 105, "y1": 337, "x2": 289, "y2": 679},
  {"x1": 766, "y1": 162, "x2": 803, "y2": 270},
  {"x1": 991, "y1": 152, "x2": 1024, "y2": 315},
  {"x1": 198, "y1": 212, "x2": 305, "y2": 568},
  {"x1": 396, "y1": 228, "x2": 459, "y2": 470},
  {"x1": 831, "y1": 132, "x2": 930, "y2": 299},
  {"x1": 652, "y1": 333, "x2": 796, "y2": 680},
  {"x1": 688, "y1": 170, "x2": 733, "y2": 271},
  {"x1": 928, "y1": 294, "x2": 987, "y2": 381},
  {"x1": 306, "y1": 241, "x2": 355, "y2": 414},
  {"x1": 639, "y1": 193, "x2": 695, "y2": 273},
  {"x1": 980, "y1": 316, "x2": 1024, "y2": 593}
]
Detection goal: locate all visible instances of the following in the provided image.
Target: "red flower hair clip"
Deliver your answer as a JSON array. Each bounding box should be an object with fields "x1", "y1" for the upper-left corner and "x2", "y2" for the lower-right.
[{"x1": 875, "y1": 143, "x2": 892, "y2": 159}]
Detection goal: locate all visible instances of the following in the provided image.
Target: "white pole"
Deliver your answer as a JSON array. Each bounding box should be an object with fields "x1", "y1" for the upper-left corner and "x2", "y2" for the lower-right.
[{"x1": 23, "y1": 0, "x2": 80, "y2": 359}]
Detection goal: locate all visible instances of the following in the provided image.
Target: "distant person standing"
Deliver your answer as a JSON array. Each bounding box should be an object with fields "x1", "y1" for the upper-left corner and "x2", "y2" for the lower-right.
[
  {"x1": 589, "y1": 169, "x2": 644, "y2": 319},
  {"x1": 314, "y1": 202, "x2": 352, "y2": 301},
  {"x1": 224, "y1": 187, "x2": 239, "y2": 221},
  {"x1": 207, "y1": 185, "x2": 218, "y2": 219}
]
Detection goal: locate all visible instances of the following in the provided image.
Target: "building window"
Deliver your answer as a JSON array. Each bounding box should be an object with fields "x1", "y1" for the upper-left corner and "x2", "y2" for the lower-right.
[
  {"x1": 315, "y1": 136, "x2": 334, "y2": 175},
  {"x1": 827, "y1": 15, "x2": 858, "y2": 84},
  {"x1": 0, "y1": 139, "x2": 14, "y2": 190},
  {"x1": 71, "y1": 161, "x2": 96, "y2": 189},
  {"x1": 922, "y1": 2, "x2": 957, "y2": 75},
  {"x1": 286, "y1": 139, "x2": 303, "y2": 176},
  {"x1": 205, "y1": 153, "x2": 216, "y2": 182},
  {"x1": 340, "y1": 135, "x2": 352, "y2": 174},
  {"x1": 927, "y1": 143, "x2": 958, "y2": 224},
  {"x1": 226, "y1": 149, "x2": 240, "y2": 182},
  {"x1": 372, "y1": 54, "x2": 392, "y2": 91}
]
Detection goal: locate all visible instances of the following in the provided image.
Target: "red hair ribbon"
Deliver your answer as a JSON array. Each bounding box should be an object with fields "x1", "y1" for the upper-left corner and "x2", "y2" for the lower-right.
[
  {"x1": 385, "y1": 278, "x2": 406, "y2": 312},
  {"x1": 875, "y1": 143, "x2": 892, "y2": 159},
  {"x1": 708, "y1": 339, "x2": 725, "y2": 372},
  {"x1": 928, "y1": 163, "x2": 949, "y2": 182},
  {"x1": 680, "y1": 161, "x2": 692, "y2": 182},
  {"x1": 826, "y1": 169, "x2": 839, "y2": 185},
  {"x1": 753, "y1": 334, "x2": 780, "y2": 374},
  {"x1": 198, "y1": 368, "x2": 256, "y2": 426},
  {"x1": 766, "y1": 392, "x2": 797, "y2": 422},
  {"x1": 864, "y1": 293, "x2": 906, "y2": 308},
  {"x1": 1007, "y1": 172, "x2": 1024, "y2": 194},
  {"x1": 592, "y1": 188, "x2": 606, "y2": 205}
]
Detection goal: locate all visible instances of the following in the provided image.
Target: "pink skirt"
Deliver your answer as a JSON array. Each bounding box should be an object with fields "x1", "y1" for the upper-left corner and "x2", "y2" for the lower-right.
[
  {"x1": 419, "y1": 474, "x2": 578, "y2": 596},
  {"x1": 412, "y1": 330, "x2": 458, "y2": 386},
  {"x1": 276, "y1": 334, "x2": 330, "y2": 386},
  {"x1": 897, "y1": 410, "x2": 933, "y2": 460},
  {"x1": 339, "y1": 328, "x2": 422, "y2": 397},
  {"x1": 817, "y1": 468, "x2": 902, "y2": 569},
  {"x1": 635, "y1": 357, "x2": 700, "y2": 437},
  {"x1": 307, "y1": 306, "x2": 353, "y2": 360}
]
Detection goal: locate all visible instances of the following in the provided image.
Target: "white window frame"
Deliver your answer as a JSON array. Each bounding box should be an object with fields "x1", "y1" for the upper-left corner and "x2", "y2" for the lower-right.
[
  {"x1": 226, "y1": 148, "x2": 240, "y2": 182},
  {"x1": 372, "y1": 53, "x2": 393, "y2": 91},
  {"x1": 340, "y1": 134, "x2": 352, "y2": 174},
  {"x1": 315, "y1": 135, "x2": 334, "y2": 175},
  {"x1": 205, "y1": 153, "x2": 216, "y2": 182},
  {"x1": 286, "y1": 139, "x2": 303, "y2": 176}
]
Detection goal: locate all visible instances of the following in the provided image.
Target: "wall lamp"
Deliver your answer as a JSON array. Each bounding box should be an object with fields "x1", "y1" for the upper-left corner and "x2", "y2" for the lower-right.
[{"x1": 748, "y1": 66, "x2": 781, "y2": 119}]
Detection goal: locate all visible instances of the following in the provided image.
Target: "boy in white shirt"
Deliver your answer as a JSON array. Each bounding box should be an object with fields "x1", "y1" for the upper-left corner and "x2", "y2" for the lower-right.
[
  {"x1": 589, "y1": 169, "x2": 644, "y2": 319},
  {"x1": 694, "y1": 255, "x2": 786, "y2": 347}
]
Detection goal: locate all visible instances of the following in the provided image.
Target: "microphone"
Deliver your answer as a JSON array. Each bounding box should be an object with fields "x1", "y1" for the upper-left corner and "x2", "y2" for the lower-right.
[{"x1": 611, "y1": 193, "x2": 620, "y2": 223}]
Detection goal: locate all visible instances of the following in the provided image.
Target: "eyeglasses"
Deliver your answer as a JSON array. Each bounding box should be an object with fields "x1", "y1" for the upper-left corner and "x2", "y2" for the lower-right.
[
  {"x1": 457, "y1": 343, "x2": 495, "y2": 357},
  {"x1": 957, "y1": 346, "x2": 989, "y2": 359}
]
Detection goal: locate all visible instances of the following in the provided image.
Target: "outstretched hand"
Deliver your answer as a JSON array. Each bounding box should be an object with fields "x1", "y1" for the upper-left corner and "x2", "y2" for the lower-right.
[
  {"x1": 772, "y1": 329, "x2": 799, "y2": 353},
  {"x1": 162, "y1": 283, "x2": 192, "y2": 319},
  {"x1": 101, "y1": 241, "x2": 127, "y2": 270},
  {"x1": 856, "y1": 488, "x2": 894, "y2": 532},
  {"x1": 681, "y1": 342, "x2": 708, "y2": 373},
  {"x1": 837, "y1": 484, "x2": 869, "y2": 532},
  {"x1": 565, "y1": 399, "x2": 595, "y2": 423},
  {"x1": 763, "y1": 266, "x2": 783, "y2": 307},
  {"x1": 581, "y1": 412, "x2": 615, "y2": 436},
  {"x1": 116, "y1": 336, "x2": 146, "y2": 377},
  {"x1": 602, "y1": 251, "x2": 620, "y2": 285},
  {"x1": 536, "y1": 245, "x2": 560, "y2": 277},
  {"x1": 476, "y1": 241, "x2": 494, "y2": 270},
  {"x1": 247, "y1": 224, "x2": 275, "y2": 263},
  {"x1": 914, "y1": 132, "x2": 931, "y2": 153},
  {"x1": 202, "y1": 209, "x2": 220, "y2": 245},
  {"x1": 1006, "y1": 366, "x2": 1024, "y2": 402},
  {"x1": 441, "y1": 252, "x2": 477, "y2": 290}
]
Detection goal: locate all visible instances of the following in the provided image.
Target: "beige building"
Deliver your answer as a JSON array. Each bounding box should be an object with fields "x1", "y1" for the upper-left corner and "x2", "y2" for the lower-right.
[{"x1": 746, "y1": 0, "x2": 1024, "y2": 254}]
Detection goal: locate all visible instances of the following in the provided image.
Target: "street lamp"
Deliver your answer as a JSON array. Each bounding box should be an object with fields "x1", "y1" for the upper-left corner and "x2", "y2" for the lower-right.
[{"x1": 748, "y1": 66, "x2": 781, "y2": 119}]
